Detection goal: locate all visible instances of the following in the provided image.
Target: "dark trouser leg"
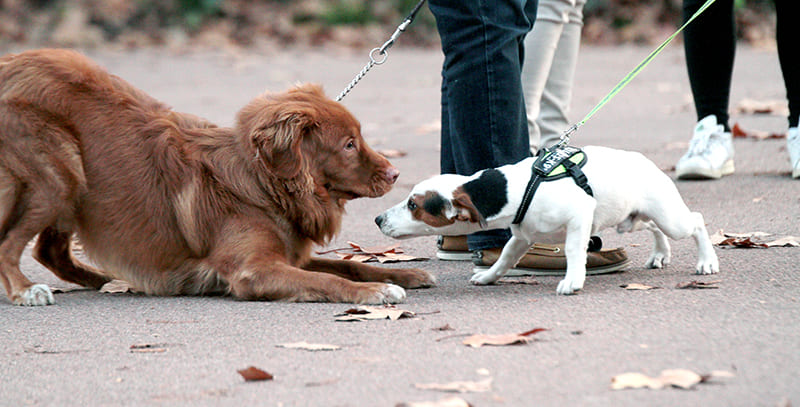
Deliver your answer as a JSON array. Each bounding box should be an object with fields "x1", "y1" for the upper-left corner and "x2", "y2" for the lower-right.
[
  {"x1": 431, "y1": 0, "x2": 537, "y2": 250},
  {"x1": 683, "y1": 0, "x2": 735, "y2": 131}
]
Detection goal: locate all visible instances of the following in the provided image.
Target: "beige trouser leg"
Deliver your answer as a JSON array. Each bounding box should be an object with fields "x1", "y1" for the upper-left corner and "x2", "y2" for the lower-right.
[{"x1": 522, "y1": 0, "x2": 585, "y2": 152}]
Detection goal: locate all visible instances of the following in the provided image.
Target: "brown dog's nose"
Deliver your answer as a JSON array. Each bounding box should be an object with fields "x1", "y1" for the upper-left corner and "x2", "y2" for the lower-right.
[{"x1": 384, "y1": 166, "x2": 400, "y2": 184}]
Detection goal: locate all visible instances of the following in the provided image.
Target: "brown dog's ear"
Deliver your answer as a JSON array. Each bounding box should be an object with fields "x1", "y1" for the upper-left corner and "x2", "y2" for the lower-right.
[
  {"x1": 237, "y1": 92, "x2": 320, "y2": 179},
  {"x1": 451, "y1": 188, "x2": 488, "y2": 228}
]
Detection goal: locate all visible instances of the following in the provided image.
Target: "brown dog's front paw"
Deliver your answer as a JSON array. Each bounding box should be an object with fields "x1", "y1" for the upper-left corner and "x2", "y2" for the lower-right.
[
  {"x1": 360, "y1": 283, "x2": 406, "y2": 304},
  {"x1": 386, "y1": 268, "x2": 436, "y2": 289}
]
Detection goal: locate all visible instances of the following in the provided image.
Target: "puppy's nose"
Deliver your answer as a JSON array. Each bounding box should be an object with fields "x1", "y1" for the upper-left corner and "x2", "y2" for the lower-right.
[
  {"x1": 383, "y1": 166, "x2": 400, "y2": 184},
  {"x1": 375, "y1": 214, "x2": 385, "y2": 227}
]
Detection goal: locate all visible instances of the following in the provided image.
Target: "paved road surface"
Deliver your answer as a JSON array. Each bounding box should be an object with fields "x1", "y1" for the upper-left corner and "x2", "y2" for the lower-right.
[{"x1": 1, "y1": 44, "x2": 798, "y2": 406}]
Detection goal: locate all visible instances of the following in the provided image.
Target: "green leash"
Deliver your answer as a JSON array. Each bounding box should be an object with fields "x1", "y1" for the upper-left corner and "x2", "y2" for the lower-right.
[{"x1": 556, "y1": 0, "x2": 718, "y2": 146}]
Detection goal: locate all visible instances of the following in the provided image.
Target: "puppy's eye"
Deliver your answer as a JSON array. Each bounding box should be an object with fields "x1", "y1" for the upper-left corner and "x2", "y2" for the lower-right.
[
  {"x1": 344, "y1": 139, "x2": 356, "y2": 151},
  {"x1": 407, "y1": 199, "x2": 418, "y2": 211}
]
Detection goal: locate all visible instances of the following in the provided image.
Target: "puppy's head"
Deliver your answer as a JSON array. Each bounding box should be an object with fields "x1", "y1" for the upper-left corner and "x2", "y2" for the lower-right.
[
  {"x1": 375, "y1": 174, "x2": 491, "y2": 239},
  {"x1": 236, "y1": 83, "x2": 399, "y2": 201}
]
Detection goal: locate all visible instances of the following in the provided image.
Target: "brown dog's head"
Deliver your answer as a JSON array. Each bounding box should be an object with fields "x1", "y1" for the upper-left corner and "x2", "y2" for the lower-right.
[{"x1": 236, "y1": 84, "x2": 399, "y2": 201}]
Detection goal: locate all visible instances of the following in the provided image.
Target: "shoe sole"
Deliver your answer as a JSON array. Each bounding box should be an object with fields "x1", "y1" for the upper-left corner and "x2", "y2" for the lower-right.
[
  {"x1": 676, "y1": 160, "x2": 734, "y2": 180},
  {"x1": 436, "y1": 250, "x2": 473, "y2": 261},
  {"x1": 472, "y1": 258, "x2": 631, "y2": 277},
  {"x1": 794, "y1": 167, "x2": 800, "y2": 179}
]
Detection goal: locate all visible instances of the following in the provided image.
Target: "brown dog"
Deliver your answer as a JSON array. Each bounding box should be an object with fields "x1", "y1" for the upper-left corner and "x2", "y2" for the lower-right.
[{"x1": 0, "y1": 49, "x2": 434, "y2": 306}]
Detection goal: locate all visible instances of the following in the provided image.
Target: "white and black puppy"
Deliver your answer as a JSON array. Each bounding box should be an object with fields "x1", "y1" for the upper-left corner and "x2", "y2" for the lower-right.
[{"x1": 375, "y1": 145, "x2": 719, "y2": 294}]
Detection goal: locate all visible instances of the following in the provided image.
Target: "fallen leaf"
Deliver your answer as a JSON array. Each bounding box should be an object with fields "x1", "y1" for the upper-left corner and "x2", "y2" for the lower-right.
[
  {"x1": 276, "y1": 341, "x2": 341, "y2": 351},
  {"x1": 620, "y1": 283, "x2": 660, "y2": 291},
  {"x1": 676, "y1": 280, "x2": 721, "y2": 289},
  {"x1": 414, "y1": 378, "x2": 492, "y2": 393},
  {"x1": 432, "y1": 324, "x2": 455, "y2": 332},
  {"x1": 731, "y1": 123, "x2": 784, "y2": 140},
  {"x1": 335, "y1": 305, "x2": 415, "y2": 322},
  {"x1": 734, "y1": 98, "x2": 789, "y2": 116},
  {"x1": 462, "y1": 328, "x2": 547, "y2": 348},
  {"x1": 100, "y1": 280, "x2": 133, "y2": 293},
  {"x1": 711, "y1": 230, "x2": 798, "y2": 248},
  {"x1": 321, "y1": 241, "x2": 426, "y2": 263},
  {"x1": 396, "y1": 396, "x2": 474, "y2": 407},
  {"x1": 611, "y1": 369, "x2": 734, "y2": 390},
  {"x1": 237, "y1": 366, "x2": 274, "y2": 382}
]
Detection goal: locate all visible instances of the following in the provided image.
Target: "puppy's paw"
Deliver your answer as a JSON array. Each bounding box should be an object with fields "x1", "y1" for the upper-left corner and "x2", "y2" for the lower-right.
[
  {"x1": 470, "y1": 269, "x2": 500, "y2": 285},
  {"x1": 14, "y1": 284, "x2": 55, "y2": 306},
  {"x1": 556, "y1": 278, "x2": 583, "y2": 295},
  {"x1": 645, "y1": 252, "x2": 670, "y2": 269},
  {"x1": 363, "y1": 283, "x2": 406, "y2": 304},
  {"x1": 695, "y1": 258, "x2": 719, "y2": 275},
  {"x1": 389, "y1": 268, "x2": 436, "y2": 289}
]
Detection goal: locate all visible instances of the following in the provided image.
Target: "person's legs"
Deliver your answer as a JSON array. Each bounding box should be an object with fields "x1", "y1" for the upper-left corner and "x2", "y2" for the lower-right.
[
  {"x1": 522, "y1": 0, "x2": 585, "y2": 152},
  {"x1": 430, "y1": 0, "x2": 536, "y2": 250},
  {"x1": 683, "y1": 0, "x2": 735, "y2": 129},
  {"x1": 774, "y1": 0, "x2": 800, "y2": 177}
]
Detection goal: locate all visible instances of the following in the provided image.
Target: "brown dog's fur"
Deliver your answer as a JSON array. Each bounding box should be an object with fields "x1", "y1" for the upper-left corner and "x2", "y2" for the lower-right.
[{"x1": 0, "y1": 49, "x2": 434, "y2": 305}]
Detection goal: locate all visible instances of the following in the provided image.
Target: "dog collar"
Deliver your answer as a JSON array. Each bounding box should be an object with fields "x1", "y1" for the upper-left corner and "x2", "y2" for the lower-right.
[{"x1": 512, "y1": 145, "x2": 593, "y2": 225}]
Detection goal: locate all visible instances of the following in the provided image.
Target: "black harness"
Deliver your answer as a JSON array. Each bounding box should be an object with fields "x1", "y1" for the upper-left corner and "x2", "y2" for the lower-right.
[{"x1": 512, "y1": 145, "x2": 593, "y2": 225}]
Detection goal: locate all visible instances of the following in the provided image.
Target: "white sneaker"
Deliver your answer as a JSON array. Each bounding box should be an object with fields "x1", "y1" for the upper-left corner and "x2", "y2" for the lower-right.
[
  {"x1": 789, "y1": 127, "x2": 800, "y2": 179},
  {"x1": 676, "y1": 115, "x2": 735, "y2": 180}
]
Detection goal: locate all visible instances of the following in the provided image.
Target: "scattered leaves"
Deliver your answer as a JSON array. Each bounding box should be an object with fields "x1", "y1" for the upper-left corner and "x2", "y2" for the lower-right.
[
  {"x1": 320, "y1": 241, "x2": 426, "y2": 263},
  {"x1": 611, "y1": 369, "x2": 734, "y2": 390},
  {"x1": 414, "y1": 378, "x2": 492, "y2": 393},
  {"x1": 100, "y1": 280, "x2": 134, "y2": 293},
  {"x1": 396, "y1": 396, "x2": 473, "y2": 407},
  {"x1": 734, "y1": 98, "x2": 789, "y2": 116},
  {"x1": 731, "y1": 123, "x2": 785, "y2": 140},
  {"x1": 711, "y1": 230, "x2": 800, "y2": 248},
  {"x1": 335, "y1": 305, "x2": 416, "y2": 322},
  {"x1": 676, "y1": 280, "x2": 721, "y2": 289},
  {"x1": 237, "y1": 366, "x2": 274, "y2": 382},
  {"x1": 620, "y1": 283, "x2": 660, "y2": 291},
  {"x1": 276, "y1": 341, "x2": 341, "y2": 351},
  {"x1": 462, "y1": 328, "x2": 547, "y2": 348}
]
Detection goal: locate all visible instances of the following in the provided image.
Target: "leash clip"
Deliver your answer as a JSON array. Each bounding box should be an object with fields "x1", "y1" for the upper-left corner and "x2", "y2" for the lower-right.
[{"x1": 556, "y1": 123, "x2": 580, "y2": 147}]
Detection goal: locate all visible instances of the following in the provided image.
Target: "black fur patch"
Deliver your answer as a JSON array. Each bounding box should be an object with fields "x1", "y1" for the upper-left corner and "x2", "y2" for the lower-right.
[
  {"x1": 461, "y1": 169, "x2": 507, "y2": 219},
  {"x1": 423, "y1": 192, "x2": 447, "y2": 216}
]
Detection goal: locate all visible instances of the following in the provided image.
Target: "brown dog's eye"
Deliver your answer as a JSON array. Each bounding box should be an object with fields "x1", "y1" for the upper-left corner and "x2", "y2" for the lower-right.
[
  {"x1": 407, "y1": 199, "x2": 417, "y2": 211},
  {"x1": 344, "y1": 139, "x2": 356, "y2": 151}
]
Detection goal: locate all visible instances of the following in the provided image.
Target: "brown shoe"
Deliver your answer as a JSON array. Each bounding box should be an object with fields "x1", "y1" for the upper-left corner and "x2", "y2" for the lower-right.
[
  {"x1": 436, "y1": 235, "x2": 471, "y2": 261},
  {"x1": 472, "y1": 243, "x2": 629, "y2": 276}
]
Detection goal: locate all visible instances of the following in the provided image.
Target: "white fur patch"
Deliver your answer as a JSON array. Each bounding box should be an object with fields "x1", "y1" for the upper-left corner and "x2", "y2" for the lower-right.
[{"x1": 17, "y1": 284, "x2": 55, "y2": 306}]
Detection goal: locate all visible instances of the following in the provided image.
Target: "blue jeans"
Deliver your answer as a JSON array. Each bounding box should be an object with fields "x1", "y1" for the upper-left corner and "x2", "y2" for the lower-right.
[{"x1": 430, "y1": 0, "x2": 537, "y2": 250}]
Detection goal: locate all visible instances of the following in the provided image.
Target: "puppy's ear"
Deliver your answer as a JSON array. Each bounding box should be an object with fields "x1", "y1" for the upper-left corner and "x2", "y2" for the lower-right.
[
  {"x1": 237, "y1": 91, "x2": 320, "y2": 179},
  {"x1": 451, "y1": 189, "x2": 487, "y2": 228}
]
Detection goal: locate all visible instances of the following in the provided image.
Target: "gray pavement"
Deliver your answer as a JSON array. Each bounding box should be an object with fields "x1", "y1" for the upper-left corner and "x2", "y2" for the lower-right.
[{"x1": 1, "y1": 44, "x2": 798, "y2": 406}]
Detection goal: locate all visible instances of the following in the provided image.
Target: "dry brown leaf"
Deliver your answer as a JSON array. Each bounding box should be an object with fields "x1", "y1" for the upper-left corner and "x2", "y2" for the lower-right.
[
  {"x1": 462, "y1": 328, "x2": 547, "y2": 348},
  {"x1": 276, "y1": 341, "x2": 341, "y2": 351},
  {"x1": 322, "y1": 241, "x2": 426, "y2": 263},
  {"x1": 731, "y1": 122, "x2": 786, "y2": 140},
  {"x1": 396, "y1": 396, "x2": 473, "y2": 407},
  {"x1": 237, "y1": 366, "x2": 274, "y2": 382},
  {"x1": 335, "y1": 305, "x2": 416, "y2": 322},
  {"x1": 711, "y1": 230, "x2": 798, "y2": 248},
  {"x1": 734, "y1": 98, "x2": 789, "y2": 116},
  {"x1": 676, "y1": 280, "x2": 721, "y2": 289},
  {"x1": 414, "y1": 378, "x2": 492, "y2": 393},
  {"x1": 611, "y1": 369, "x2": 733, "y2": 390},
  {"x1": 620, "y1": 283, "x2": 660, "y2": 291},
  {"x1": 100, "y1": 279, "x2": 133, "y2": 293}
]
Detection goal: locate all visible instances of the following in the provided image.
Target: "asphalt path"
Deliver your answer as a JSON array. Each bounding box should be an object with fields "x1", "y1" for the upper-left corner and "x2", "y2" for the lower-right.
[{"x1": 1, "y1": 44, "x2": 798, "y2": 406}]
